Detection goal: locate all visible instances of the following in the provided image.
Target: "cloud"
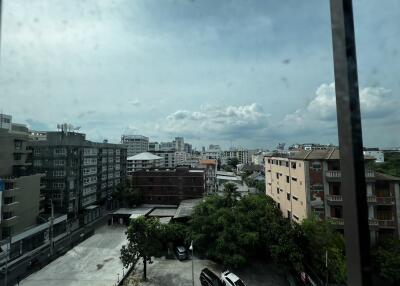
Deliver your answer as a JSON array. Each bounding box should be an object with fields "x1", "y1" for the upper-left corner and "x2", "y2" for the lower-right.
[
  {"x1": 279, "y1": 82, "x2": 399, "y2": 137},
  {"x1": 128, "y1": 99, "x2": 141, "y2": 106},
  {"x1": 163, "y1": 103, "x2": 269, "y2": 140}
]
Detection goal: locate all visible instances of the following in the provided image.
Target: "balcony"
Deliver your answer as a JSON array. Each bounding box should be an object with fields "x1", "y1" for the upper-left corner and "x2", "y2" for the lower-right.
[
  {"x1": 326, "y1": 170, "x2": 375, "y2": 181},
  {"x1": 2, "y1": 216, "x2": 18, "y2": 227},
  {"x1": 326, "y1": 194, "x2": 377, "y2": 204},
  {"x1": 377, "y1": 219, "x2": 396, "y2": 228},
  {"x1": 376, "y1": 197, "x2": 395, "y2": 205},
  {"x1": 328, "y1": 217, "x2": 396, "y2": 229},
  {"x1": 3, "y1": 202, "x2": 20, "y2": 212}
]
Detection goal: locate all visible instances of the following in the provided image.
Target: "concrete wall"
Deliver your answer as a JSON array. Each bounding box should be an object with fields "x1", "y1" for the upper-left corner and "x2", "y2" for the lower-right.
[{"x1": 265, "y1": 157, "x2": 307, "y2": 222}]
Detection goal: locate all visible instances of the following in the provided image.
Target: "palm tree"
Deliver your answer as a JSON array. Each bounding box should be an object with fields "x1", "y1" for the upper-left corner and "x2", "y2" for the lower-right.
[{"x1": 223, "y1": 182, "x2": 240, "y2": 207}]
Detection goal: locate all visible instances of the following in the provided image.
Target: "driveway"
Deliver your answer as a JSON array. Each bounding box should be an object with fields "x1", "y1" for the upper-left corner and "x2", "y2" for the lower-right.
[
  {"x1": 20, "y1": 225, "x2": 127, "y2": 286},
  {"x1": 125, "y1": 257, "x2": 289, "y2": 286}
]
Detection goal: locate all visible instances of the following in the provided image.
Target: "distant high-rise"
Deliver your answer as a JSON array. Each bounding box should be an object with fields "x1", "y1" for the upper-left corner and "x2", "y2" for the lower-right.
[
  {"x1": 174, "y1": 137, "x2": 184, "y2": 152},
  {"x1": 121, "y1": 135, "x2": 149, "y2": 157}
]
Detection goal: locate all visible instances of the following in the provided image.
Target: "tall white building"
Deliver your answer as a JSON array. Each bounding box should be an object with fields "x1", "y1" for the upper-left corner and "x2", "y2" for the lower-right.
[
  {"x1": 174, "y1": 137, "x2": 184, "y2": 152},
  {"x1": 121, "y1": 135, "x2": 149, "y2": 157}
]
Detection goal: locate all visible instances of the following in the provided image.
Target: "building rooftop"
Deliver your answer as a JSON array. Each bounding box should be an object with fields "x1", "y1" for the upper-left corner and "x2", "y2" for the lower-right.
[
  {"x1": 174, "y1": 198, "x2": 203, "y2": 219},
  {"x1": 127, "y1": 152, "x2": 162, "y2": 161},
  {"x1": 375, "y1": 172, "x2": 400, "y2": 181},
  {"x1": 266, "y1": 148, "x2": 375, "y2": 161},
  {"x1": 148, "y1": 208, "x2": 178, "y2": 217},
  {"x1": 199, "y1": 159, "x2": 217, "y2": 165}
]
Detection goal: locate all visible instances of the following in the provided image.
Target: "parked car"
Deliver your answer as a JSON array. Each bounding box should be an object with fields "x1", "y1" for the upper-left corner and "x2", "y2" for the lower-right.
[
  {"x1": 200, "y1": 268, "x2": 223, "y2": 286},
  {"x1": 221, "y1": 270, "x2": 246, "y2": 286},
  {"x1": 175, "y1": 246, "x2": 188, "y2": 260}
]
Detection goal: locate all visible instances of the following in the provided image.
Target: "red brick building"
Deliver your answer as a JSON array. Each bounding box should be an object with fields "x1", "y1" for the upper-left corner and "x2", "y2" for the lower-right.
[{"x1": 132, "y1": 167, "x2": 205, "y2": 205}]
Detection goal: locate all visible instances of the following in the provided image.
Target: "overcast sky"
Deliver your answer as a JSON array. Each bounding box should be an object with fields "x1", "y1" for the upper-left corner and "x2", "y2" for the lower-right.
[{"x1": 1, "y1": 0, "x2": 399, "y2": 150}]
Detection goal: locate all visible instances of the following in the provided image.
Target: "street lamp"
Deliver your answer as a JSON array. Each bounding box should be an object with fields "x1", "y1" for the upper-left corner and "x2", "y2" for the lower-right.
[{"x1": 189, "y1": 241, "x2": 194, "y2": 286}]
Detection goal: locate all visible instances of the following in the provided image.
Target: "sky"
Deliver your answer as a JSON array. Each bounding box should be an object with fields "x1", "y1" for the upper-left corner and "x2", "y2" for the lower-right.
[{"x1": 0, "y1": 0, "x2": 399, "y2": 150}]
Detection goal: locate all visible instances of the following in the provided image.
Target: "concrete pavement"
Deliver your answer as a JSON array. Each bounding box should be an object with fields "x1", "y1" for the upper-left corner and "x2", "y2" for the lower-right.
[{"x1": 20, "y1": 225, "x2": 127, "y2": 286}]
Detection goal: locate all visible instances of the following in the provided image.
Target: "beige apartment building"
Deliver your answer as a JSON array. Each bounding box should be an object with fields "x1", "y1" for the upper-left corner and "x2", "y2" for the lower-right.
[{"x1": 265, "y1": 149, "x2": 400, "y2": 243}]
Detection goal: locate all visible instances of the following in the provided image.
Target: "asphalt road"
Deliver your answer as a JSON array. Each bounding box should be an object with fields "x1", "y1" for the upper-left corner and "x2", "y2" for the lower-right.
[{"x1": 20, "y1": 225, "x2": 127, "y2": 286}]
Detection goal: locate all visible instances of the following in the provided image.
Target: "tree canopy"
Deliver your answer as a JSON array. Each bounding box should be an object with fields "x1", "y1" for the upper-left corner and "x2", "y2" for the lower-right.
[
  {"x1": 120, "y1": 216, "x2": 164, "y2": 281},
  {"x1": 189, "y1": 192, "x2": 304, "y2": 270},
  {"x1": 301, "y1": 217, "x2": 347, "y2": 284},
  {"x1": 372, "y1": 238, "x2": 400, "y2": 285}
]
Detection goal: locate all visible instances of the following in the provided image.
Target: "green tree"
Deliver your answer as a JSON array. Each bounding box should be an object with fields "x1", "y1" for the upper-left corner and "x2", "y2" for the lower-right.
[
  {"x1": 114, "y1": 179, "x2": 143, "y2": 207},
  {"x1": 227, "y1": 157, "x2": 240, "y2": 169},
  {"x1": 222, "y1": 183, "x2": 240, "y2": 207},
  {"x1": 189, "y1": 193, "x2": 304, "y2": 271},
  {"x1": 120, "y1": 216, "x2": 164, "y2": 281},
  {"x1": 301, "y1": 217, "x2": 346, "y2": 284},
  {"x1": 368, "y1": 152, "x2": 400, "y2": 177},
  {"x1": 372, "y1": 238, "x2": 400, "y2": 285}
]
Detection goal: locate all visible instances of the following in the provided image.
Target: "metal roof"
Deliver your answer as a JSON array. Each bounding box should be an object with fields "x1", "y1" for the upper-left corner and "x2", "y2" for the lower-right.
[{"x1": 127, "y1": 152, "x2": 162, "y2": 161}]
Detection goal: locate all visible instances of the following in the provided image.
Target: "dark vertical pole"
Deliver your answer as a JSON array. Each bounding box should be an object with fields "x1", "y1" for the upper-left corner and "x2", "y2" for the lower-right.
[{"x1": 329, "y1": 1, "x2": 371, "y2": 286}]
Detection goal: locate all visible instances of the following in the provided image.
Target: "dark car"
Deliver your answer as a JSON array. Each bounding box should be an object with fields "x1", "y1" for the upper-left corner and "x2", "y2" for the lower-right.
[
  {"x1": 200, "y1": 268, "x2": 223, "y2": 286},
  {"x1": 175, "y1": 246, "x2": 188, "y2": 260}
]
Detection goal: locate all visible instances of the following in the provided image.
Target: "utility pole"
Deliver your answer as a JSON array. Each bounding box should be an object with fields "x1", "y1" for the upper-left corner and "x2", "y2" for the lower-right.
[
  {"x1": 4, "y1": 236, "x2": 10, "y2": 286},
  {"x1": 189, "y1": 241, "x2": 194, "y2": 286},
  {"x1": 50, "y1": 199, "x2": 54, "y2": 256}
]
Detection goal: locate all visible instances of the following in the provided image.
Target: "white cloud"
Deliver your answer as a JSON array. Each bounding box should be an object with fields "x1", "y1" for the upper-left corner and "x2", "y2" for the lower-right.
[
  {"x1": 129, "y1": 99, "x2": 141, "y2": 106},
  {"x1": 280, "y1": 82, "x2": 399, "y2": 135},
  {"x1": 163, "y1": 103, "x2": 269, "y2": 140}
]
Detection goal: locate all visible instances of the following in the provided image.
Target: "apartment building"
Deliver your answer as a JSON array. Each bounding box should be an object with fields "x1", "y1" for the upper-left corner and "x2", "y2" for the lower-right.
[
  {"x1": 127, "y1": 152, "x2": 162, "y2": 174},
  {"x1": 265, "y1": 149, "x2": 400, "y2": 242},
  {"x1": 148, "y1": 141, "x2": 160, "y2": 152},
  {"x1": 198, "y1": 159, "x2": 218, "y2": 193},
  {"x1": 29, "y1": 131, "x2": 127, "y2": 217},
  {"x1": 224, "y1": 147, "x2": 249, "y2": 165},
  {"x1": 0, "y1": 118, "x2": 45, "y2": 239},
  {"x1": 152, "y1": 150, "x2": 176, "y2": 168},
  {"x1": 132, "y1": 167, "x2": 205, "y2": 205},
  {"x1": 121, "y1": 135, "x2": 149, "y2": 157}
]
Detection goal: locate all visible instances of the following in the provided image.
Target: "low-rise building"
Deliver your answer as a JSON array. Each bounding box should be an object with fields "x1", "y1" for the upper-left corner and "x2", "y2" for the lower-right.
[
  {"x1": 132, "y1": 167, "x2": 205, "y2": 205},
  {"x1": 265, "y1": 149, "x2": 400, "y2": 242},
  {"x1": 127, "y1": 152, "x2": 162, "y2": 174},
  {"x1": 363, "y1": 148, "x2": 384, "y2": 163}
]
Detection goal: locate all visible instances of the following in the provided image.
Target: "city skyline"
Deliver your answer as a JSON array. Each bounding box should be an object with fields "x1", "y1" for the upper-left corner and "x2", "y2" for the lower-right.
[{"x1": 1, "y1": 0, "x2": 399, "y2": 149}]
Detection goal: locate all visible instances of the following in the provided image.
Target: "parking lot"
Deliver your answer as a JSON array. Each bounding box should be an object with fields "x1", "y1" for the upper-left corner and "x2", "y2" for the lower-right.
[
  {"x1": 20, "y1": 225, "x2": 127, "y2": 286},
  {"x1": 125, "y1": 257, "x2": 289, "y2": 286}
]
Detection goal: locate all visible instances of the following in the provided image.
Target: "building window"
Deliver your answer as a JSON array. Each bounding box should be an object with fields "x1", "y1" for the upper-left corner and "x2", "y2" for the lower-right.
[
  {"x1": 33, "y1": 160, "x2": 42, "y2": 167},
  {"x1": 293, "y1": 214, "x2": 299, "y2": 221},
  {"x1": 54, "y1": 148, "x2": 66, "y2": 155},
  {"x1": 291, "y1": 162, "x2": 296, "y2": 169},
  {"x1": 286, "y1": 176, "x2": 290, "y2": 183},
  {"x1": 292, "y1": 177, "x2": 297, "y2": 182},
  {"x1": 293, "y1": 196, "x2": 298, "y2": 201},
  {"x1": 34, "y1": 149, "x2": 41, "y2": 155},
  {"x1": 276, "y1": 188, "x2": 279, "y2": 194},
  {"x1": 287, "y1": 193, "x2": 291, "y2": 201},
  {"x1": 14, "y1": 140, "x2": 22, "y2": 150},
  {"x1": 54, "y1": 159, "x2": 65, "y2": 166},
  {"x1": 276, "y1": 173, "x2": 279, "y2": 179}
]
